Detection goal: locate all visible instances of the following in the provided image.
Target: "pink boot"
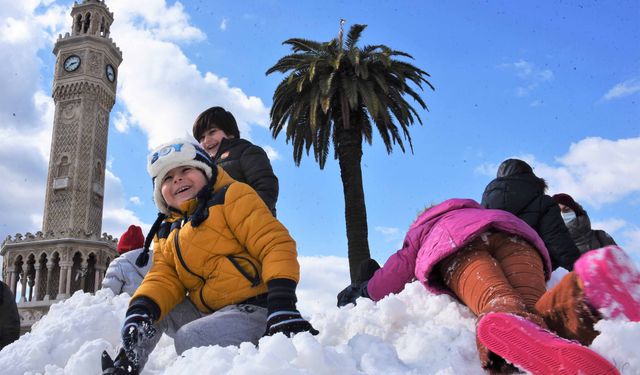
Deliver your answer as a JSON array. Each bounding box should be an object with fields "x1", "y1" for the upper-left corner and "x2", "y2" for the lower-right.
[
  {"x1": 574, "y1": 245, "x2": 640, "y2": 321},
  {"x1": 477, "y1": 312, "x2": 619, "y2": 375}
]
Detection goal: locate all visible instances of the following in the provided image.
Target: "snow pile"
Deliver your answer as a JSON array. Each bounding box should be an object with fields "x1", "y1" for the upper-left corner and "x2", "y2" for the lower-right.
[{"x1": 0, "y1": 256, "x2": 638, "y2": 374}]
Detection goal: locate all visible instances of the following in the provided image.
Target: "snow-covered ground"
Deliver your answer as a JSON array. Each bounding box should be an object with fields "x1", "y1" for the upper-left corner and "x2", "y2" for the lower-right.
[{"x1": 0, "y1": 256, "x2": 638, "y2": 375}]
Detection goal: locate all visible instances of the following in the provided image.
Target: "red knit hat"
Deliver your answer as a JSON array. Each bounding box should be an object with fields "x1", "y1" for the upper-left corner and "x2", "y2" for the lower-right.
[
  {"x1": 552, "y1": 193, "x2": 585, "y2": 215},
  {"x1": 117, "y1": 225, "x2": 145, "y2": 254}
]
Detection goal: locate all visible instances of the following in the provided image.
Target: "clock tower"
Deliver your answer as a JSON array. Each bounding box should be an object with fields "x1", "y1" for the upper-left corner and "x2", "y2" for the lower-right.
[
  {"x1": 1, "y1": 0, "x2": 121, "y2": 334},
  {"x1": 45, "y1": 0, "x2": 122, "y2": 233}
]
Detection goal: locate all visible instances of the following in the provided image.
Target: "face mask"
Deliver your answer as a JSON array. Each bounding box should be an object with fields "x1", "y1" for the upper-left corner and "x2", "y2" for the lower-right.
[{"x1": 561, "y1": 210, "x2": 576, "y2": 225}]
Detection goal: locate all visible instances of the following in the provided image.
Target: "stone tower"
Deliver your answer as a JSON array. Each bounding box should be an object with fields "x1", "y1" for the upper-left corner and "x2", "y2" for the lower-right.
[{"x1": 1, "y1": 0, "x2": 121, "y2": 333}]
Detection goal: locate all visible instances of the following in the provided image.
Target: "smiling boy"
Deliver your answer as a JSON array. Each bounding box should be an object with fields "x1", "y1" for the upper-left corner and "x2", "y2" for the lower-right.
[{"x1": 102, "y1": 139, "x2": 316, "y2": 375}]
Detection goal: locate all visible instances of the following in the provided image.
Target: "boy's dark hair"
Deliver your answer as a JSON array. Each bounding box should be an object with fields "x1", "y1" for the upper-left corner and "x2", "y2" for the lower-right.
[{"x1": 192, "y1": 106, "x2": 240, "y2": 141}]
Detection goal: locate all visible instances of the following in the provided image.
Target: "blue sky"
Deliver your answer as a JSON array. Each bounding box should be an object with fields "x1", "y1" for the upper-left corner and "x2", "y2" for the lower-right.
[{"x1": 1, "y1": 0, "x2": 639, "y2": 263}]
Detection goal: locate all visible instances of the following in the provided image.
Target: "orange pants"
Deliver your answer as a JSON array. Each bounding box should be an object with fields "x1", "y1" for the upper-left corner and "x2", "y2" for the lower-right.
[
  {"x1": 438, "y1": 232, "x2": 599, "y2": 371},
  {"x1": 439, "y1": 232, "x2": 547, "y2": 316}
]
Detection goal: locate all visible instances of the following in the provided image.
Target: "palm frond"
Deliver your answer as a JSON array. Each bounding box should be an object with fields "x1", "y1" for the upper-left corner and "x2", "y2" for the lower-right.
[
  {"x1": 282, "y1": 38, "x2": 324, "y2": 53},
  {"x1": 389, "y1": 50, "x2": 413, "y2": 59},
  {"x1": 345, "y1": 24, "x2": 367, "y2": 49}
]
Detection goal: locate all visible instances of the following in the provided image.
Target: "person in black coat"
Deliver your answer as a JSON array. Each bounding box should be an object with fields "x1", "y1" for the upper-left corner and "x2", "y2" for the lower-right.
[
  {"x1": 552, "y1": 193, "x2": 617, "y2": 254},
  {"x1": 193, "y1": 106, "x2": 279, "y2": 216},
  {"x1": 481, "y1": 158, "x2": 581, "y2": 271},
  {"x1": 0, "y1": 280, "x2": 20, "y2": 350}
]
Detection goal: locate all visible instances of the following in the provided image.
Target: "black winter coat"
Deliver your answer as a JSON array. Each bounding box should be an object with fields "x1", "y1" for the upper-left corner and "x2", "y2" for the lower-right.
[
  {"x1": 213, "y1": 138, "x2": 279, "y2": 216},
  {"x1": 481, "y1": 174, "x2": 581, "y2": 271},
  {"x1": 565, "y1": 214, "x2": 617, "y2": 254},
  {"x1": 0, "y1": 281, "x2": 20, "y2": 349}
]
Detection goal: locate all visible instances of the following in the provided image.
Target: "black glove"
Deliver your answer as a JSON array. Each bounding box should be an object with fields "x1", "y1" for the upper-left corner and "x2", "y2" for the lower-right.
[
  {"x1": 265, "y1": 310, "x2": 320, "y2": 337},
  {"x1": 337, "y1": 258, "x2": 379, "y2": 307},
  {"x1": 337, "y1": 280, "x2": 370, "y2": 307},
  {"x1": 121, "y1": 298, "x2": 159, "y2": 367},
  {"x1": 101, "y1": 349, "x2": 138, "y2": 375},
  {"x1": 356, "y1": 258, "x2": 381, "y2": 284},
  {"x1": 264, "y1": 278, "x2": 319, "y2": 337}
]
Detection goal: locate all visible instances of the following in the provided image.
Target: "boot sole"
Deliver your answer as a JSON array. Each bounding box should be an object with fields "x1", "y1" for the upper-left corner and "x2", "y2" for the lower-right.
[
  {"x1": 574, "y1": 246, "x2": 640, "y2": 321},
  {"x1": 477, "y1": 312, "x2": 619, "y2": 375}
]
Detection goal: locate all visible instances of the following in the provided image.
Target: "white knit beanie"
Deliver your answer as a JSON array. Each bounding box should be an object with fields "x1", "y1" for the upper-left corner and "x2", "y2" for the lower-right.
[{"x1": 147, "y1": 139, "x2": 214, "y2": 214}]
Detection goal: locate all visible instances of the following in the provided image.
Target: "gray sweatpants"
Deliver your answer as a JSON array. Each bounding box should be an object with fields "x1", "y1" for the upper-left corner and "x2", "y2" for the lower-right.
[{"x1": 137, "y1": 299, "x2": 267, "y2": 370}]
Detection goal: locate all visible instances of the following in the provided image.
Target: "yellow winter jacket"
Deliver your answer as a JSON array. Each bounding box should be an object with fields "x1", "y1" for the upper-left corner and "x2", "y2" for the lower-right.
[{"x1": 133, "y1": 167, "x2": 299, "y2": 321}]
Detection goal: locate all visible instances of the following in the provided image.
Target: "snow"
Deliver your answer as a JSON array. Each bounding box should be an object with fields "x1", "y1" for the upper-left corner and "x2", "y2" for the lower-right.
[{"x1": 0, "y1": 256, "x2": 638, "y2": 375}]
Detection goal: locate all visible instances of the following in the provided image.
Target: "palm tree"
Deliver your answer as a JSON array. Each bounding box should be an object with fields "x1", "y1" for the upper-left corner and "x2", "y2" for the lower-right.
[{"x1": 266, "y1": 22, "x2": 434, "y2": 282}]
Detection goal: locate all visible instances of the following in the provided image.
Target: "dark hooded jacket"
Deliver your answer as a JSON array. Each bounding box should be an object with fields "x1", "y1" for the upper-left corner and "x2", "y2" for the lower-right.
[
  {"x1": 0, "y1": 281, "x2": 20, "y2": 349},
  {"x1": 565, "y1": 213, "x2": 617, "y2": 254},
  {"x1": 481, "y1": 159, "x2": 581, "y2": 270},
  {"x1": 213, "y1": 138, "x2": 278, "y2": 216}
]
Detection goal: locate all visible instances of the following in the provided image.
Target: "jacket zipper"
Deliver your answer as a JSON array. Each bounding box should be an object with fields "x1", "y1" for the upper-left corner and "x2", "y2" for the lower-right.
[
  {"x1": 173, "y1": 228, "x2": 216, "y2": 312},
  {"x1": 226, "y1": 255, "x2": 261, "y2": 287}
]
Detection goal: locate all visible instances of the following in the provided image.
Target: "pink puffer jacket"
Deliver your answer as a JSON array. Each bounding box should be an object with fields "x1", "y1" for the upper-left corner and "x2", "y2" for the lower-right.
[{"x1": 367, "y1": 198, "x2": 552, "y2": 301}]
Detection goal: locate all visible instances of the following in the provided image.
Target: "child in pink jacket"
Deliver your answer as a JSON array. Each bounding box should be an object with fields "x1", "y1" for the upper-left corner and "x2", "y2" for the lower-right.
[{"x1": 338, "y1": 198, "x2": 640, "y2": 374}]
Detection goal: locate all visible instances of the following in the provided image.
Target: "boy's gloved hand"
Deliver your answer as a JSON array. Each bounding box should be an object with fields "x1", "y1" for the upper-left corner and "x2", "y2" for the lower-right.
[
  {"x1": 265, "y1": 309, "x2": 319, "y2": 337},
  {"x1": 264, "y1": 278, "x2": 319, "y2": 337},
  {"x1": 101, "y1": 348, "x2": 138, "y2": 375},
  {"x1": 337, "y1": 281, "x2": 370, "y2": 307},
  {"x1": 121, "y1": 298, "x2": 159, "y2": 366}
]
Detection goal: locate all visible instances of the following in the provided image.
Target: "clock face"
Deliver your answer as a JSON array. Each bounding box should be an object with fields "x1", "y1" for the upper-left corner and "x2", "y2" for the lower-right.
[
  {"x1": 105, "y1": 64, "x2": 115, "y2": 82},
  {"x1": 63, "y1": 55, "x2": 81, "y2": 72}
]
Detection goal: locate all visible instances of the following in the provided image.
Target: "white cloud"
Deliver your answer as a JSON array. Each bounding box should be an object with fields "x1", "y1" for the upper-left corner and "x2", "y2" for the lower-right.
[
  {"x1": 129, "y1": 196, "x2": 141, "y2": 205},
  {"x1": 591, "y1": 218, "x2": 627, "y2": 234},
  {"x1": 479, "y1": 137, "x2": 640, "y2": 207},
  {"x1": 374, "y1": 226, "x2": 402, "y2": 243},
  {"x1": 0, "y1": 2, "x2": 65, "y2": 130},
  {"x1": 0, "y1": 1, "x2": 64, "y2": 241},
  {"x1": 107, "y1": 0, "x2": 205, "y2": 43},
  {"x1": 106, "y1": 1, "x2": 269, "y2": 149},
  {"x1": 113, "y1": 111, "x2": 131, "y2": 133},
  {"x1": 262, "y1": 145, "x2": 281, "y2": 161},
  {"x1": 622, "y1": 228, "x2": 640, "y2": 261},
  {"x1": 498, "y1": 59, "x2": 553, "y2": 97},
  {"x1": 515, "y1": 86, "x2": 531, "y2": 97},
  {"x1": 537, "y1": 137, "x2": 640, "y2": 206},
  {"x1": 474, "y1": 162, "x2": 499, "y2": 177},
  {"x1": 220, "y1": 17, "x2": 228, "y2": 31},
  {"x1": 603, "y1": 78, "x2": 640, "y2": 100},
  {"x1": 102, "y1": 170, "x2": 149, "y2": 236},
  {"x1": 0, "y1": 126, "x2": 48, "y2": 238},
  {"x1": 503, "y1": 60, "x2": 553, "y2": 82},
  {"x1": 375, "y1": 226, "x2": 400, "y2": 236}
]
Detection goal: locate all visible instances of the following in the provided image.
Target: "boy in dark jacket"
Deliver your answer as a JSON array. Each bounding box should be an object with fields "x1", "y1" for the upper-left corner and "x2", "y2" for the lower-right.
[
  {"x1": 481, "y1": 158, "x2": 581, "y2": 270},
  {"x1": 0, "y1": 280, "x2": 20, "y2": 350},
  {"x1": 193, "y1": 106, "x2": 279, "y2": 216}
]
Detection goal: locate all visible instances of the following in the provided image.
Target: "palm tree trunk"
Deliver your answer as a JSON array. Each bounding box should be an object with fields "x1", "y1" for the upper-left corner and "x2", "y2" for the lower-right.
[{"x1": 335, "y1": 126, "x2": 371, "y2": 283}]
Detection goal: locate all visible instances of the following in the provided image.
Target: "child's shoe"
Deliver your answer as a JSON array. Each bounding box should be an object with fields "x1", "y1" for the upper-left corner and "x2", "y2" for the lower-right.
[
  {"x1": 477, "y1": 312, "x2": 619, "y2": 375},
  {"x1": 574, "y1": 245, "x2": 640, "y2": 321}
]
